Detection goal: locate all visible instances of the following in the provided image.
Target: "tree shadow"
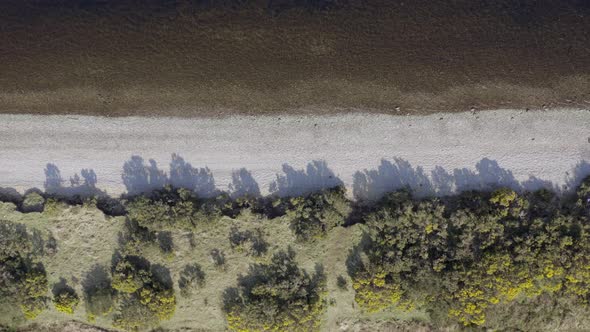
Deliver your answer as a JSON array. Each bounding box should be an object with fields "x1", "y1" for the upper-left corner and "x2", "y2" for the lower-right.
[
  {"x1": 352, "y1": 157, "x2": 589, "y2": 201},
  {"x1": 122, "y1": 154, "x2": 217, "y2": 197},
  {"x1": 52, "y1": 277, "x2": 75, "y2": 297},
  {"x1": 565, "y1": 160, "x2": 590, "y2": 192},
  {"x1": 228, "y1": 168, "x2": 260, "y2": 198},
  {"x1": 82, "y1": 264, "x2": 112, "y2": 296},
  {"x1": 82, "y1": 264, "x2": 114, "y2": 316},
  {"x1": 169, "y1": 153, "x2": 217, "y2": 198},
  {"x1": 122, "y1": 156, "x2": 167, "y2": 195},
  {"x1": 157, "y1": 231, "x2": 174, "y2": 254},
  {"x1": 269, "y1": 160, "x2": 343, "y2": 197},
  {"x1": 345, "y1": 232, "x2": 371, "y2": 278},
  {"x1": 452, "y1": 158, "x2": 520, "y2": 192},
  {"x1": 178, "y1": 263, "x2": 206, "y2": 296},
  {"x1": 44, "y1": 163, "x2": 105, "y2": 198},
  {"x1": 151, "y1": 264, "x2": 173, "y2": 290},
  {"x1": 221, "y1": 287, "x2": 241, "y2": 313},
  {"x1": 353, "y1": 158, "x2": 433, "y2": 201}
]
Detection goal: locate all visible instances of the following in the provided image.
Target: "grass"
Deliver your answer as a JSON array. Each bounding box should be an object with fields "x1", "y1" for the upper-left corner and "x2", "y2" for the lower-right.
[{"x1": 0, "y1": 202, "x2": 425, "y2": 331}]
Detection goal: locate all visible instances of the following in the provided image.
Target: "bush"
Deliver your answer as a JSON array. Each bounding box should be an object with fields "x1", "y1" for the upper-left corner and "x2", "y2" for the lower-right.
[
  {"x1": 284, "y1": 186, "x2": 350, "y2": 241},
  {"x1": 118, "y1": 220, "x2": 157, "y2": 256},
  {"x1": 228, "y1": 227, "x2": 268, "y2": 256},
  {"x1": 18, "y1": 267, "x2": 49, "y2": 319},
  {"x1": 0, "y1": 221, "x2": 49, "y2": 319},
  {"x1": 53, "y1": 288, "x2": 79, "y2": 314},
  {"x1": 110, "y1": 255, "x2": 176, "y2": 330},
  {"x1": 125, "y1": 186, "x2": 222, "y2": 231},
  {"x1": 349, "y1": 187, "x2": 590, "y2": 328},
  {"x1": 210, "y1": 249, "x2": 226, "y2": 269},
  {"x1": 336, "y1": 275, "x2": 348, "y2": 290},
  {"x1": 223, "y1": 248, "x2": 326, "y2": 331},
  {"x1": 111, "y1": 257, "x2": 151, "y2": 294},
  {"x1": 21, "y1": 192, "x2": 45, "y2": 213}
]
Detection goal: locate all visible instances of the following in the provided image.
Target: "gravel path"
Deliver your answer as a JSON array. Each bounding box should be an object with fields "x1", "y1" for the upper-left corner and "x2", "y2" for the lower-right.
[{"x1": 0, "y1": 109, "x2": 589, "y2": 200}]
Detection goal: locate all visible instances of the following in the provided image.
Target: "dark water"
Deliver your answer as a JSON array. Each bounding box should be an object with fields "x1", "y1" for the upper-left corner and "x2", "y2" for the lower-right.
[{"x1": 1, "y1": 0, "x2": 589, "y2": 116}]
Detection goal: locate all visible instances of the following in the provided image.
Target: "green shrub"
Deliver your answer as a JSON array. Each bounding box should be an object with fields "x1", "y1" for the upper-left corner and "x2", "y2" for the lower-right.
[
  {"x1": 113, "y1": 295, "x2": 160, "y2": 331},
  {"x1": 20, "y1": 296, "x2": 47, "y2": 320},
  {"x1": 21, "y1": 192, "x2": 45, "y2": 213},
  {"x1": 112, "y1": 258, "x2": 151, "y2": 294},
  {"x1": 85, "y1": 287, "x2": 114, "y2": 319},
  {"x1": 210, "y1": 249, "x2": 226, "y2": 269},
  {"x1": 53, "y1": 288, "x2": 79, "y2": 314},
  {"x1": 18, "y1": 267, "x2": 49, "y2": 319},
  {"x1": 223, "y1": 248, "x2": 326, "y2": 331},
  {"x1": 110, "y1": 255, "x2": 176, "y2": 330},
  {"x1": 125, "y1": 186, "x2": 221, "y2": 231},
  {"x1": 350, "y1": 186, "x2": 590, "y2": 328},
  {"x1": 228, "y1": 227, "x2": 268, "y2": 256},
  {"x1": 118, "y1": 219, "x2": 157, "y2": 256},
  {"x1": 285, "y1": 186, "x2": 350, "y2": 241},
  {"x1": 0, "y1": 221, "x2": 49, "y2": 320}
]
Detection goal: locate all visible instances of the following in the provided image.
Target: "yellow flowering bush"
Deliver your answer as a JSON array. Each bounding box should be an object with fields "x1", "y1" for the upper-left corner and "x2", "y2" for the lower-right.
[{"x1": 53, "y1": 289, "x2": 79, "y2": 314}]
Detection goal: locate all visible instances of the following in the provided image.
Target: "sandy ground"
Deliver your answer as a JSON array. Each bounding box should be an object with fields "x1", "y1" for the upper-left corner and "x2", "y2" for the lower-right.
[{"x1": 0, "y1": 108, "x2": 589, "y2": 200}]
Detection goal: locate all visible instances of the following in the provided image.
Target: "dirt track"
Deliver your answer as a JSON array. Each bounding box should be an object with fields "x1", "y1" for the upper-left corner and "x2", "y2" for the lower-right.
[{"x1": 0, "y1": 109, "x2": 588, "y2": 199}]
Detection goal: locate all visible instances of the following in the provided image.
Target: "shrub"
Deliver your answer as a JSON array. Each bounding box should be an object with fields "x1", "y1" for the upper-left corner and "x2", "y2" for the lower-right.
[
  {"x1": 210, "y1": 249, "x2": 226, "y2": 269},
  {"x1": 20, "y1": 296, "x2": 47, "y2": 320},
  {"x1": 125, "y1": 186, "x2": 221, "y2": 231},
  {"x1": 336, "y1": 275, "x2": 348, "y2": 290},
  {"x1": 228, "y1": 227, "x2": 268, "y2": 256},
  {"x1": 113, "y1": 295, "x2": 160, "y2": 331},
  {"x1": 157, "y1": 231, "x2": 174, "y2": 254},
  {"x1": 21, "y1": 192, "x2": 45, "y2": 213},
  {"x1": 18, "y1": 267, "x2": 49, "y2": 319},
  {"x1": 223, "y1": 248, "x2": 326, "y2": 331},
  {"x1": 110, "y1": 255, "x2": 177, "y2": 329},
  {"x1": 112, "y1": 258, "x2": 152, "y2": 294},
  {"x1": 349, "y1": 187, "x2": 590, "y2": 328},
  {"x1": 53, "y1": 288, "x2": 79, "y2": 314},
  {"x1": 118, "y1": 219, "x2": 157, "y2": 255},
  {"x1": 285, "y1": 186, "x2": 350, "y2": 241}
]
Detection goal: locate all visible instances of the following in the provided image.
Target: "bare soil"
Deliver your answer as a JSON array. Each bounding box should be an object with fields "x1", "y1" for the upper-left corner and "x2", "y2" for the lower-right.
[{"x1": 1, "y1": 0, "x2": 589, "y2": 117}]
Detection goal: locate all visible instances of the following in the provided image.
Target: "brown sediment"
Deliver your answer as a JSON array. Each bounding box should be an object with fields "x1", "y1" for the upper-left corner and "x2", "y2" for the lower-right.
[{"x1": 1, "y1": 0, "x2": 589, "y2": 117}]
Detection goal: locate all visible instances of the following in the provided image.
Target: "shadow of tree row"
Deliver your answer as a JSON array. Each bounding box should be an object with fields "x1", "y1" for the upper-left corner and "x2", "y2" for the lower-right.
[
  {"x1": 3, "y1": 154, "x2": 588, "y2": 204},
  {"x1": 353, "y1": 158, "x2": 590, "y2": 201},
  {"x1": 121, "y1": 154, "x2": 341, "y2": 198}
]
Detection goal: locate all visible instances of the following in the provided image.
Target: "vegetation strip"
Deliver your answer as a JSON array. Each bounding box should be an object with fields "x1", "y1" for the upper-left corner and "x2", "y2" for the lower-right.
[{"x1": 1, "y1": 176, "x2": 590, "y2": 330}]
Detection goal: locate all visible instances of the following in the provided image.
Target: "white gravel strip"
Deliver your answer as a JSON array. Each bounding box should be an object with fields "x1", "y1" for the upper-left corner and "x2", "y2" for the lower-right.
[{"x1": 0, "y1": 109, "x2": 589, "y2": 200}]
